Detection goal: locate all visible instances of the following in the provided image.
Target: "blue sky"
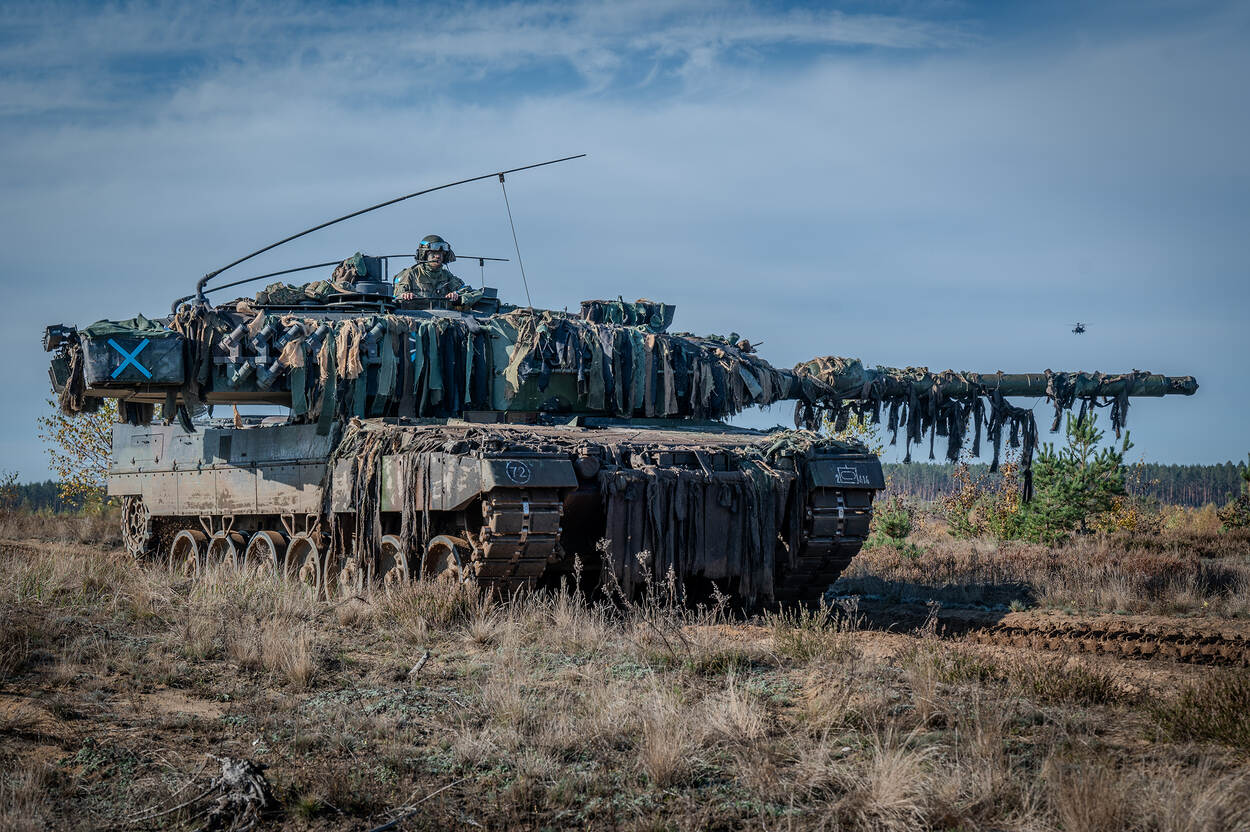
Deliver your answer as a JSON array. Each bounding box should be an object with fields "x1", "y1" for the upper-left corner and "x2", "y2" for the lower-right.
[{"x1": 1, "y1": 0, "x2": 1246, "y2": 479}]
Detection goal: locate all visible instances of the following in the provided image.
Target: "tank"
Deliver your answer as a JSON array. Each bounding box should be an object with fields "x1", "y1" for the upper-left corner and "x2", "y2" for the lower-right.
[{"x1": 41, "y1": 272, "x2": 1198, "y2": 606}]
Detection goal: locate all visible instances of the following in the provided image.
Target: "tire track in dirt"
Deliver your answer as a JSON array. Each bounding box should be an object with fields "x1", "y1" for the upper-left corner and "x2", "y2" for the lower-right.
[
  {"x1": 849, "y1": 600, "x2": 1250, "y2": 667},
  {"x1": 965, "y1": 621, "x2": 1250, "y2": 666}
]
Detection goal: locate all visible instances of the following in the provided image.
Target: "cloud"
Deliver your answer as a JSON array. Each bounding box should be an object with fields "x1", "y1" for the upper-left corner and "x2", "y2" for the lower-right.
[{"x1": 0, "y1": 0, "x2": 968, "y2": 122}]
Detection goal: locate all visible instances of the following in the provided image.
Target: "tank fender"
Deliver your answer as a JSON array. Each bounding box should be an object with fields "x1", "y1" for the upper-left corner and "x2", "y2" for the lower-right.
[
  {"x1": 379, "y1": 453, "x2": 576, "y2": 512},
  {"x1": 806, "y1": 456, "x2": 885, "y2": 490}
]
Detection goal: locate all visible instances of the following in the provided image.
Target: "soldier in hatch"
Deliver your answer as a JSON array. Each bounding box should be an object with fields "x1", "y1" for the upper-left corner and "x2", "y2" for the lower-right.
[{"x1": 393, "y1": 234, "x2": 483, "y2": 306}]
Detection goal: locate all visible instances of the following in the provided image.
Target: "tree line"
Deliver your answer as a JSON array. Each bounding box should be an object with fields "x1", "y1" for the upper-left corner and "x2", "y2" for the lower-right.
[
  {"x1": 4, "y1": 480, "x2": 94, "y2": 513},
  {"x1": 883, "y1": 460, "x2": 1248, "y2": 507}
]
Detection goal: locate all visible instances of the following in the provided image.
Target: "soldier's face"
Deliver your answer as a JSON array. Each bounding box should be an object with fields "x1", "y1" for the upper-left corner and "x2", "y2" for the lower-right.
[{"x1": 427, "y1": 250, "x2": 445, "y2": 266}]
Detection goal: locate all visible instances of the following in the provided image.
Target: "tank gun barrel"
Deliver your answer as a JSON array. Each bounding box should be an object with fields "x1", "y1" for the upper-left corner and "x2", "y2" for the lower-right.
[
  {"x1": 795, "y1": 358, "x2": 1198, "y2": 401},
  {"x1": 793, "y1": 357, "x2": 1199, "y2": 500}
]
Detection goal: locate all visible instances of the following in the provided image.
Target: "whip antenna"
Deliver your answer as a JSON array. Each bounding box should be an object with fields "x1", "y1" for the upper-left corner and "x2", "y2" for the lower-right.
[
  {"x1": 191, "y1": 154, "x2": 585, "y2": 304},
  {"x1": 498, "y1": 173, "x2": 534, "y2": 309}
]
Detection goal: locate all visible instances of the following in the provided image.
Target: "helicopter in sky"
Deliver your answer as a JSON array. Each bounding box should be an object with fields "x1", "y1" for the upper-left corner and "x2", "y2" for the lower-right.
[{"x1": 1071, "y1": 322, "x2": 1087, "y2": 335}]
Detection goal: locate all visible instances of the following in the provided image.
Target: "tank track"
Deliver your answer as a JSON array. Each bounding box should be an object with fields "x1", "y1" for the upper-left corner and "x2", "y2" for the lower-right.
[
  {"x1": 849, "y1": 600, "x2": 1250, "y2": 667},
  {"x1": 772, "y1": 485, "x2": 874, "y2": 604},
  {"x1": 967, "y1": 619, "x2": 1250, "y2": 667},
  {"x1": 469, "y1": 486, "x2": 565, "y2": 595}
]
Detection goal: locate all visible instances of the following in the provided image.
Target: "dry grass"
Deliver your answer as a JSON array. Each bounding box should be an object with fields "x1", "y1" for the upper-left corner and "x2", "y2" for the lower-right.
[
  {"x1": 225, "y1": 617, "x2": 319, "y2": 688},
  {"x1": 0, "y1": 510, "x2": 120, "y2": 546},
  {"x1": 637, "y1": 684, "x2": 698, "y2": 787},
  {"x1": 0, "y1": 763, "x2": 56, "y2": 832},
  {"x1": 768, "y1": 602, "x2": 859, "y2": 663},
  {"x1": 380, "y1": 576, "x2": 485, "y2": 631},
  {"x1": 1046, "y1": 756, "x2": 1131, "y2": 832},
  {"x1": 703, "y1": 671, "x2": 769, "y2": 743},
  {"x1": 834, "y1": 732, "x2": 936, "y2": 831},
  {"x1": 1134, "y1": 759, "x2": 1250, "y2": 832},
  {"x1": 843, "y1": 522, "x2": 1250, "y2": 617},
  {"x1": 1151, "y1": 672, "x2": 1250, "y2": 747},
  {"x1": 1, "y1": 522, "x2": 1249, "y2": 829}
]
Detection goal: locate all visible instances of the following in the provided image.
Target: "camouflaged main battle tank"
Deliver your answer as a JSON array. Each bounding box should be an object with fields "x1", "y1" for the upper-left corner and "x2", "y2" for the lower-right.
[{"x1": 42, "y1": 255, "x2": 1198, "y2": 607}]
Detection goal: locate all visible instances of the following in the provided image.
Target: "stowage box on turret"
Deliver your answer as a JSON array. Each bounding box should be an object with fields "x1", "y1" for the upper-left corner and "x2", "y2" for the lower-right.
[{"x1": 43, "y1": 261, "x2": 1198, "y2": 607}]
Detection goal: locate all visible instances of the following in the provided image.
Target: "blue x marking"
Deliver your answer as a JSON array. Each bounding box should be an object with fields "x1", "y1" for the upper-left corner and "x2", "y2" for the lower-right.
[{"x1": 108, "y1": 338, "x2": 153, "y2": 379}]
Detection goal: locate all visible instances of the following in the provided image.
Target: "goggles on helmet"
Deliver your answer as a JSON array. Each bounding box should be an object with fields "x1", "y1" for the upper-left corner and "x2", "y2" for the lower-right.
[{"x1": 422, "y1": 241, "x2": 452, "y2": 252}]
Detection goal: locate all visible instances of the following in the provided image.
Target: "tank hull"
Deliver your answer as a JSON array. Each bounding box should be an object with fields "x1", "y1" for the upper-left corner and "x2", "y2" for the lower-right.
[{"x1": 108, "y1": 418, "x2": 882, "y2": 606}]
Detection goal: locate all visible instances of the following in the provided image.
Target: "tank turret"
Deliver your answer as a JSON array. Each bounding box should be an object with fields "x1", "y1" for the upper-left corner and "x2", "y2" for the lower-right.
[{"x1": 46, "y1": 295, "x2": 840, "y2": 426}]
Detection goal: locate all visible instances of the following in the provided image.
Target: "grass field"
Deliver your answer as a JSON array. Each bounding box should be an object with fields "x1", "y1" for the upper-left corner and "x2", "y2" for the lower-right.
[{"x1": 1, "y1": 512, "x2": 1248, "y2": 830}]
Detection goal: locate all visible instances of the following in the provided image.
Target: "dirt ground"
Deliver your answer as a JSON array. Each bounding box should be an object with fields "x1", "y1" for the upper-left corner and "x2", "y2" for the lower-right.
[{"x1": 1, "y1": 529, "x2": 1248, "y2": 831}]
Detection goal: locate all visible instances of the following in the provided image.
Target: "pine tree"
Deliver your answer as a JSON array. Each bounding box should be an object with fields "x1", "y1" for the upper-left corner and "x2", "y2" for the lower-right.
[
  {"x1": 1216, "y1": 454, "x2": 1250, "y2": 531},
  {"x1": 1019, "y1": 413, "x2": 1131, "y2": 545}
]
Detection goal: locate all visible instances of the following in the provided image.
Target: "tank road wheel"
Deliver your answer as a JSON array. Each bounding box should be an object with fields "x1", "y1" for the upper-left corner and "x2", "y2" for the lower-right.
[
  {"x1": 207, "y1": 531, "x2": 247, "y2": 571},
  {"x1": 121, "y1": 496, "x2": 155, "y2": 561},
  {"x1": 379, "y1": 535, "x2": 409, "y2": 596},
  {"x1": 336, "y1": 557, "x2": 365, "y2": 598},
  {"x1": 285, "y1": 534, "x2": 325, "y2": 599},
  {"x1": 243, "y1": 531, "x2": 285, "y2": 579},
  {"x1": 421, "y1": 535, "x2": 472, "y2": 584},
  {"x1": 170, "y1": 529, "x2": 209, "y2": 579}
]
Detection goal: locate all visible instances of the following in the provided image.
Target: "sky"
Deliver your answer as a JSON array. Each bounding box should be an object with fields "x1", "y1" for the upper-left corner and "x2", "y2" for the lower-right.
[{"x1": 0, "y1": 0, "x2": 1246, "y2": 479}]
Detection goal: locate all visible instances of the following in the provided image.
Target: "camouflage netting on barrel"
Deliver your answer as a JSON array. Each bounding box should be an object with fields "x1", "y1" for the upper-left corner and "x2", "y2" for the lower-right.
[{"x1": 794, "y1": 356, "x2": 1198, "y2": 500}]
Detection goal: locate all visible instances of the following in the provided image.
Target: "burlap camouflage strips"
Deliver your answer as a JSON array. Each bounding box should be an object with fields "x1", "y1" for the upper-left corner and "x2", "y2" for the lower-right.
[{"x1": 793, "y1": 356, "x2": 1198, "y2": 500}]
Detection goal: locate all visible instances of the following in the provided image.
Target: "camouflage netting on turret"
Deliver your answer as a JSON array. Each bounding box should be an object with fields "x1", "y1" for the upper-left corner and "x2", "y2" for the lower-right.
[
  {"x1": 794, "y1": 356, "x2": 1198, "y2": 500},
  {"x1": 57, "y1": 304, "x2": 501, "y2": 428},
  {"x1": 579, "y1": 299, "x2": 675, "y2": 332},
  {"x1": 207, "y1": 303, "x2": 496, "y2": 428},
  {"x1": 57, "y1": 304, "x2": 836, "y2": 427},
  {"x1": 503, "y1": 309, "x2": 832, "y2": 419}
]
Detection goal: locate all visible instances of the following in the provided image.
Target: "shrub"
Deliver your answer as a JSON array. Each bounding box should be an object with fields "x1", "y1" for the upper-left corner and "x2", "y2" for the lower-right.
[
  {"x1": 868, "y1": 496, "x2": 927, "y2": 559},
  {"x1": 941, "y1": 460, "x2": 1023, "y2": 540},
  {"x1": 1018, "y1": 414, "x2": 1132, "y2": 545},
  {"x1": 872, "y1": 496, "x2": 913, "y2": 542},
  {"x1": 1217, "y1": 454, "x2": 1250, "y2": 532},
  {"x1": 767, "y1": 604, "x2": 857, "y2": 664},
  {"x1": 1151, "y1": 673, "x2": 1250, "y2": 747},
  {"x1": 36, "y1": 399, "x2": 116, "y2": 507}
]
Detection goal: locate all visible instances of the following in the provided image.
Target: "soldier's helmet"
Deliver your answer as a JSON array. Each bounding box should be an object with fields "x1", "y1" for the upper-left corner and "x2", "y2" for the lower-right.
[{"x1": 417, "y1": 234, "x2": 456, "y2": 264}]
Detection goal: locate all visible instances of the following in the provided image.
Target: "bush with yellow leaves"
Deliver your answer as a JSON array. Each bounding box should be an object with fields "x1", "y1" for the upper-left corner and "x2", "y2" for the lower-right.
[
  {"x1": 36, "y1": 398, "x2": 116, "y2": 508},
  {"x1": 942, "y1": 458, "x2": 1023, "y2": 540}
]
